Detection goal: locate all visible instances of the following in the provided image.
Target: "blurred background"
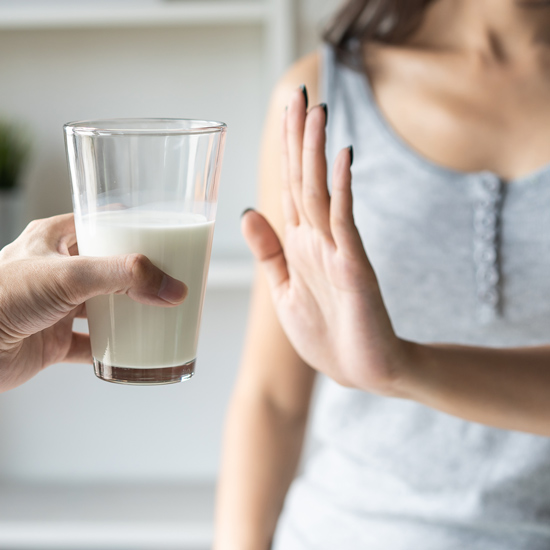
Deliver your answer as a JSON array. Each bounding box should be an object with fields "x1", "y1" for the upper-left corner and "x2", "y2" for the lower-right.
[{"x1": 0, "y1": 0, "x2": 339, "y2": 548}]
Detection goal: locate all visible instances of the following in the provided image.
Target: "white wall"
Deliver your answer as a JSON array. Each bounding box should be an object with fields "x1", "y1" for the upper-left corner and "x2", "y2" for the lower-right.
[
  {"x1": 0, "y1": 25, "x2": 263, "y2": 258},
  {"x1": 0, "y1": 290, "x2": 249, "y2": 483},
  {"x1": 0, "y1": 0, "x2": 343, "y2": 485},
  {"x1": 298, "y1": 0, "x2": 341, "y2": 55}
]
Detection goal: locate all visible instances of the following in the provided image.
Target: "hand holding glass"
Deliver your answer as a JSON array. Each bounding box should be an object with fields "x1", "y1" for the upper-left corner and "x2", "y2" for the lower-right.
[{"x1": 64, "y1": 119, "x2": 226, "y2": 385}]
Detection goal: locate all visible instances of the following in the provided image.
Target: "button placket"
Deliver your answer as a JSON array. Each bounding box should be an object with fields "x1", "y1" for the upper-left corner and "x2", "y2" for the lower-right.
[{"x1": 472, "y1": 174, "x2": 503, "y2": 321}]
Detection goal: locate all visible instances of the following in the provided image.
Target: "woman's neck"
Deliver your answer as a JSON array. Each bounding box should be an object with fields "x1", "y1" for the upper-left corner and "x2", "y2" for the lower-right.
[{"x1": 410, "y1": 0, "x2": 550, "y2": 61}]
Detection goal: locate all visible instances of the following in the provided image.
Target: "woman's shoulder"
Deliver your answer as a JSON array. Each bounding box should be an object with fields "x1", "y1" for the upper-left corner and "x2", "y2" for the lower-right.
[{"x1": 270, "y1": 50, "x2": 321, "y2": 110}]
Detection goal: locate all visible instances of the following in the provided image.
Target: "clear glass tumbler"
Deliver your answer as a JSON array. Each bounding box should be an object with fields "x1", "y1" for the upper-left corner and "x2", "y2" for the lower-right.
[{"x1": 64, "y1": 118, "x2": 227, "y2": 385}]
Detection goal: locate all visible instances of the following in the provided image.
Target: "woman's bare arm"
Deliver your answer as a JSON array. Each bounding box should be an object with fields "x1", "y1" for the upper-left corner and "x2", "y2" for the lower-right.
[
  {"x1": 398, "y1": 343, "x2": 550, "y2": 435},
  {"x1": 241, "y1": 69, "x2": 550, "y2": 441},
  {"x1": 213, "y1": 54, "x2": 320, "y2": 550}
]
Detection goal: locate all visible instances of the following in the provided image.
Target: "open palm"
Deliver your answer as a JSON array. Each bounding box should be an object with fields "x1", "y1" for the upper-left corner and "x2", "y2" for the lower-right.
[{"x1": 242, "y1": 88, "x2": 408, "y2": 394}]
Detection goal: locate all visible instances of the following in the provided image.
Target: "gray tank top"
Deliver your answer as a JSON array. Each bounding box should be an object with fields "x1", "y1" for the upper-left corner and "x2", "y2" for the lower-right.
[{"x1": 272, "y1": 45, "x2": 550, "y2": 550}]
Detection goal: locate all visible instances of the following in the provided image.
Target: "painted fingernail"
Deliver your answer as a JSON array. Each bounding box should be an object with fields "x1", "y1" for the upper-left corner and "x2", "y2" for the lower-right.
[
  {"x1": 348, "y1": 145, "x2": 354, "y2": 166},
  {"x1": 158, "y1": 274, "x2": 187, "y2": 304},
  {"x1": 241, "y1": 207, "x2": 255, "y2": 218},
  {"x1": 320, "y1": 103, "x2": 328, "y2": 126},
  {"x1": 300, "y1": 84, "x2": 309, "y2": 109}
]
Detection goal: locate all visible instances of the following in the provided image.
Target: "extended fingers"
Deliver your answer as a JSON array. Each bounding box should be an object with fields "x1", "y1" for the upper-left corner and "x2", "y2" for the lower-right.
[
  {"x1": 302, "y1": 103, "x2": 330, "y2": 234},
  {"x1": 285, "y1": 86, "x2": 331, "y2": 235},
  {"x1": 281, "y1": 108, "x2": 299, "y2": 225},
  {"x1": 330, "y1": 146, "x2": 364, "y2": 255},
  {"x1": 286, "y1": 86, "x2": 308, "y2": 222}
]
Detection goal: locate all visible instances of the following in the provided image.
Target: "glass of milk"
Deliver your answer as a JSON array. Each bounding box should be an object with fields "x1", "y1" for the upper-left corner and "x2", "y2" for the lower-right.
[{"x1": 64, "y1": 118, "x2": 226, "y2": 385}]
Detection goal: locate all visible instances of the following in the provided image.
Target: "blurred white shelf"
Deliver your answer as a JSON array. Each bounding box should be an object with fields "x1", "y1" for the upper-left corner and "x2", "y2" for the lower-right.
[
  {"x1": 0, "y1": 2, "x2": 267, "y2": 30},
  {"x1": 207, "y1": 258, "x2": 253, "y2": 289},
  {"x1": 0, "y1": 482, "x2": 214, "y2": 549}
]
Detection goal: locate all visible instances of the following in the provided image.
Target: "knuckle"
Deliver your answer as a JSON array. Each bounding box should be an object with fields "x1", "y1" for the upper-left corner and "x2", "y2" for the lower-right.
[
  {"x1": 22, "y1": 218, "x2": 44, "y2": 236},
  {"x1": 125, "y1": 253, "x2": 153, "y2": 283},
  {"x1": 25, "y1": 219, "x2": 42, "y2": 231},
  {"x1": 20, "y1": 218, "x2": 52, "y2": 248},
  {"x1": 303, "y1": 182, "x2": 322, "y2": 199},
  {"x1": 302, "y1": 143, "x2": 318, "y2": 154}
]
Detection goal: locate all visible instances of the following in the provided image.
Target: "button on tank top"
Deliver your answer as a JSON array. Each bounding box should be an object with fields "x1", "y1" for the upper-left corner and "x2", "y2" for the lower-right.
[{"x1": 272, "y1": 45, "x2": 550, "y2": 550}]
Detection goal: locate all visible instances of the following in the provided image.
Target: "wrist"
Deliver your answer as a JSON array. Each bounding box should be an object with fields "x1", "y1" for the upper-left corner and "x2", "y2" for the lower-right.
[
  {"x1": 213, "y1": 537, "x2": 271, "y2": 550},
  {"x1": 383, "y1": 339, "x2": 427, "y2": 400}
]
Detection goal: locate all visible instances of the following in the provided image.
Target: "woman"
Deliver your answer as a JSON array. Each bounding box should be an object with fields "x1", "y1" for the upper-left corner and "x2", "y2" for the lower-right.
[{"x1": 214, "y1": 0, "x2": 550, "y2": 548}]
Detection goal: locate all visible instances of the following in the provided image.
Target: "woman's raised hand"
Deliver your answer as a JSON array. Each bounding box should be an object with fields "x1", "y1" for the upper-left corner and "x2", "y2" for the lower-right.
[
  {"x1": 0, "y1": 214, "x2": 187, "y2": 392},
  {"x1": 241, "y1": 86, "x2": 411, "y2": 395}
]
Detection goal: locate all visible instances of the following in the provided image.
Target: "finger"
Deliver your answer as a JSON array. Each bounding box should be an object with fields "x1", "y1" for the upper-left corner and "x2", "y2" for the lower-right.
[
  {"x1": 22, "y1": 214, "x2": 77, "y2": 255},
  {"x1": 63, "y1": 332, "x2": 93, "y2": 364},
  {"x1": 72, "y1": 303, "x2": 87, "y2": 319},
  {"x1": 58, "y1": 231, "x2": 77, "y2": 256},
  {"x1": 58, "y1": 254, "x2": 188, "y2": 308},
  {"x1": 281, "y1": 108, "x2": 299, "y2": 226},
  {"x1": 63, "y1": 303, "x2": 88, "y2": 322},
  {"x1": 302, "y1": 104, "x2": 331, "y2": 235},
  {"x1": 28, "y1": 213, "x2": 75, "y2": 242},
  {"x1": 241, "y1": 209, "x2": 289, "y2": 291},
  {"x1": 330, "y1": 146, "x2": 364, "y2": 255},
  {"x1": 287, "y1": 85, "x2": 308, "y2": 223},
  {"x1": 68, "y1": 242, "x2": 79, "y2": 257}
]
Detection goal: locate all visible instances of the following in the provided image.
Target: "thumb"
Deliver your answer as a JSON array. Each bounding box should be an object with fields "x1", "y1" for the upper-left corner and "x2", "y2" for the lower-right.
[
  {"x1": 60, "y1": 253, "x2": 188, "y2": 307},
  {"x1": 241, "y1": 208, "x2": 289, "y2": 290}
]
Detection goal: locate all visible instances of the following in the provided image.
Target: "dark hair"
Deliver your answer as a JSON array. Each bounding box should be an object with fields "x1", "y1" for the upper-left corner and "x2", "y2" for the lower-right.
[{"x1": 323, "y1": 0, "x2": 435, "y2": 67}]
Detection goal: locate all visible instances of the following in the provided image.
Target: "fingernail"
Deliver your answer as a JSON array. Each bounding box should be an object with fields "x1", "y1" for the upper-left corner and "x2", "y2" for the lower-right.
[
  {"x1": 241, "y1": 207, "x2": 255, "y2": 218},
  {"x1": 300, "y1": 84, "x2": 309, "y2": 109},
  {"x1": 348, "y1": 145, "x2": 354, "y2": 166},
  {"x1": 320, "y1": 103, "x2": 328, "y2": 126},
  {"x1": 158, "y1": 274, "x2": 187, "y2": 304}
]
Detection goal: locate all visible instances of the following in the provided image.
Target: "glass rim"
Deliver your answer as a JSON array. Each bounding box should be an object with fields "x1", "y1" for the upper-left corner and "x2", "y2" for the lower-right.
[{"x1": 63, "y1": 117, "x2": 227, "y2": 136}]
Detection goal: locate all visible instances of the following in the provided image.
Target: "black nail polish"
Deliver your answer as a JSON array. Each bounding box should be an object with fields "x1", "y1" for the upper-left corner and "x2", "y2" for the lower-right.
[
  {"x1": 241, "y1": 207, "x2": 255, "y2": 218},
  {"x1": 320, "y1": 103, "x2": 328, "y2": 126},
  {"x1": 300, "y1": 84, "x2": 309, "y2": 109},
  {"x1": 348, "y1": 145, "x2": 354, "y2": 166}
]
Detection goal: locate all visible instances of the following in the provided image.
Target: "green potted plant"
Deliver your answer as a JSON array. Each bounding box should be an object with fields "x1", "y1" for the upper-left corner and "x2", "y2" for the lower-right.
[{"x1": 0, "y1": 120, "x2": 30, "y2": 249}]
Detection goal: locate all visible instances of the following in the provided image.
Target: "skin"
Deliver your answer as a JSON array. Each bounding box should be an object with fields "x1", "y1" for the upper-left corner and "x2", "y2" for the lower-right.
[
  {"x1": 0, "y1": 214, "x2": 187, "y2": 392},
  {"x1": 214, "y1": 1, "x2": 550, "y2": 549}
]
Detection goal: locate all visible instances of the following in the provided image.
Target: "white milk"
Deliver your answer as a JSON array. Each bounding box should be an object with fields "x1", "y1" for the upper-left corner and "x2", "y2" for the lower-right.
[{"x1": 76, "y1": 209, "x2": 215, "y2": 369}]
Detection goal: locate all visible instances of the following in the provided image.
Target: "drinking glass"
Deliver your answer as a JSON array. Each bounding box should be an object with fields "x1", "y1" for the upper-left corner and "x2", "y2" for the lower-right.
[{"x1": 64, "y1": 118, "x2": 227, "y2": 385}]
